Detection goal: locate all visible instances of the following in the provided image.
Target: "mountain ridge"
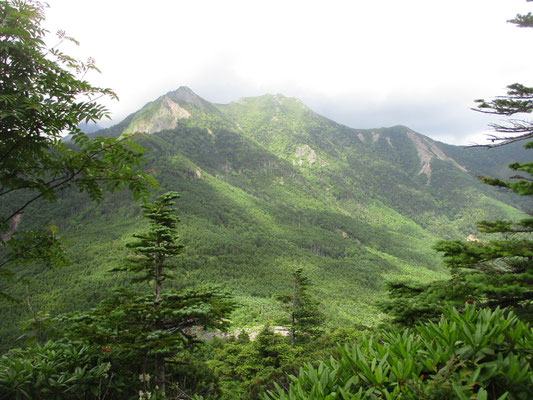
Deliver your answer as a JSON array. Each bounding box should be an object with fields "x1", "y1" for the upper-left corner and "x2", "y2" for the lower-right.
[{"x1": 106, "y1": 87, "x2": 528, "y2": 188}]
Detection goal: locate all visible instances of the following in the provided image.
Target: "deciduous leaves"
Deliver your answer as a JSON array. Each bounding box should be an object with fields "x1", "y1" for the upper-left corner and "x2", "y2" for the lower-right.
[{"x1": 0, "y1": 0, "x2": 156, "y2": 294}]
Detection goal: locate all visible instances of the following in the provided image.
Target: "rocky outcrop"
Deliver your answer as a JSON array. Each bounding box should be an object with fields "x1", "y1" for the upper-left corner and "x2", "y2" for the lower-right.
[
  {"x1": 407, "y1": 131, "x2": 467, "y2": 183},
  {"x1": 125, "y1": 96, "x2": 190, "y2": 135}
]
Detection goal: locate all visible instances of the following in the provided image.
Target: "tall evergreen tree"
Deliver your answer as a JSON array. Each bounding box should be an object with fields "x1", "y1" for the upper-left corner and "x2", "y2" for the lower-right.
[
  {"x1": 62, "y1": 192, "x2": 235, "y2": 396},
  {"x1": 432, "y1": 2, "x2": 533, "y2": 319},
  {"x1": 117, "y1": 191, "x2": 184, "y2": 300},
  {"x1": 278, "y1": 267, "x2": 323, "y2": 344}
]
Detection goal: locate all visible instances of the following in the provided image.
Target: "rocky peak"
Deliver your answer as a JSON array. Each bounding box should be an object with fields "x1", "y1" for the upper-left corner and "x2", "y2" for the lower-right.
[{"x1": 166, "y1": 86, "x2": 206, "y2": 108}]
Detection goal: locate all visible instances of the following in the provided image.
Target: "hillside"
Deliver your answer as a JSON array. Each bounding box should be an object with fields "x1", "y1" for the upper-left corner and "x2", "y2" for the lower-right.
[{"x1": 0, "y1": 87, "x2": 526, "y2": 349}]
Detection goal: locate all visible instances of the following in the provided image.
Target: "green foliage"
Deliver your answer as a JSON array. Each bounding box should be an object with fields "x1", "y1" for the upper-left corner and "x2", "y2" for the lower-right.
[
  {"x1": 381, "y1": 3, "x2": 533, "y2": 326},
  {"x1": 1, "y1": 314, "x2": 364, "y2": 400},
  {"x1": 1, "y1": 84, "x2": 525, "y2": 348},
  {"x1": 0, "y1": 0, "x2": 156, "y2": 295},
  {"x1": 377, "y1": 279, "x2": 463, "y2": 327},
  {"x1": 0, "y1": 192, "x2": 235, "y2": 399},
  {"x1": 509, "y1": 9, "x2": 533, "y2": 28},
  {"x1": 0, "y1": 6, "x2": 531, "y2": 399},
  {"x1": 209, "y1": 327, "x2": 301, "y2": 400},
  {"x1": 0, "y1": 337, "x2": 215, "y2": 399},
  {"x1": 438, "y1": 239, "x2": 532, "y2": 313},
  {"x1": 263, "y1": 305, "x2": 533, "y2": 400},
  {"x1": 204, "y1": 325, "x2": 369, "y2": 400},
  {"x1": 0, "y1": 340, "x2": 115, "y2": 400},
  {"x1": 480, "y1": 160, "x2": 533, "y2": 196},
  {"x1": 277, "y1": 267, "x2": 324, "y2": 344},
  {"x1": 0, "y1": 226, "x2": 69, "y2": 300},
  {"x1": 380, "y1": 227, "x2": 533, "y2": 325},
  {"x1": 58, "y1": 193, "x2": 235, "y2": 393},
  {"x1": 1, "y1": 79, "x2": 527, "y2": 349},
  {"x1": 0, "y1": 0, "x2": 155, "y2": 217},
  {"x1": 59, "y1": 286, "x2": 235, "y2": 357},
  {"x1": 111, "y1": 191, "x2": 183, "y2": 295},
  {"x1": 472, "y1": 3, "x2": 532, "y2": 168},
  {"x1": 475, "y1": 82, "x2": 533, "y2": 118}
]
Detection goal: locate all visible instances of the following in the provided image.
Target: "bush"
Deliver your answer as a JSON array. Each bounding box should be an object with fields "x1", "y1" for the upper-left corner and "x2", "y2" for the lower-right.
[
  {"x1": 263, "y1": 304, "x2": 533, "y2": 399},
  {"x1": 0, "y1": 341, "x2": 116, "y2": 400}
]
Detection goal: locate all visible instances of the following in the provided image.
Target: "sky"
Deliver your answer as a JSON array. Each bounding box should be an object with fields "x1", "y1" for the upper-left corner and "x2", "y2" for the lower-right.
[{"x1": 42, "y1": 0, "x2": 532, "y2": 145}]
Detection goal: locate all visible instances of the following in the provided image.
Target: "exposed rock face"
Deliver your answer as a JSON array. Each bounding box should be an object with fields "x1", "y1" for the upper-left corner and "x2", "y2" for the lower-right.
[
  {"x1": 126, "y1": 96, "x2": 190, "y2": 135},
  {"x1": 406, "y1": 131, "x2": 467, "y2": 183},
  {"x1": 467, "y1": 234, "x2": 480, "y2": 243}
]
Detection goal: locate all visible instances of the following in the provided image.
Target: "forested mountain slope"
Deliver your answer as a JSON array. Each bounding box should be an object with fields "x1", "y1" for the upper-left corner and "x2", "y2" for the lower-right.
[{"x1": 0, "y1": 87, "x2": 526, "y2": 349}]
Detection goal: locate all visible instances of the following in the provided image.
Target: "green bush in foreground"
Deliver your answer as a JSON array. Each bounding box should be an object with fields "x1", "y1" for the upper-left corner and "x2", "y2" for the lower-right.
[
  {"x1": 0, "y1": 340, "x2": 117, "y2": 400},
  {"x1": 263, "y1": 305, "x2": 533, "y2": 400}
]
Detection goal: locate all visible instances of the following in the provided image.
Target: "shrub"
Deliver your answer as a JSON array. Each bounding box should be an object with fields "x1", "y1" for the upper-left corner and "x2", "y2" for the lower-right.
[
  {"x1": 263, "y1": 304, "x2": 533, "y2": 399},
  {"x1": 0, "y1": 341, "x2": 116, "y2": 400}
]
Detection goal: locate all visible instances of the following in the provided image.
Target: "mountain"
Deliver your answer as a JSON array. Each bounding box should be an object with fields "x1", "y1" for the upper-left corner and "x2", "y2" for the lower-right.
[
  {"x1": 1, "y1": 87, "x2": 527, "y2": 348},
  {"x1": 78, "y1": 122, "x2": 102, "y2": 134}
]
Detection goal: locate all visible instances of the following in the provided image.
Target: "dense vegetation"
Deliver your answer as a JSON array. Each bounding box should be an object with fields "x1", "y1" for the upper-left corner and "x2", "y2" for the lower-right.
[
  {"x1": 264, "y1": 305, "x2": 533, "y2": 400},
  {"x1": 0, "y1": 0, "x2": 155, "y2": 301}
]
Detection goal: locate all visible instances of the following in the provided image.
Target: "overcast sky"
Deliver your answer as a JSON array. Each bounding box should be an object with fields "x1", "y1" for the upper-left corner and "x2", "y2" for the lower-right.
[{"x1": 43, "y1": 0, "x2": 532, "y2": 145}]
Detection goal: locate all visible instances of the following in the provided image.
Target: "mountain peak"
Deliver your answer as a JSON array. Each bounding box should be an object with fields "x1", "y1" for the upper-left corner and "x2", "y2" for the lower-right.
[{"x1": 166, "y1": 86, "x2": 206, "y2": 107}]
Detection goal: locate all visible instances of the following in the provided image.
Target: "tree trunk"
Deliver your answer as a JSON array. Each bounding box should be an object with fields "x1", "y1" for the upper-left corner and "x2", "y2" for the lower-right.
[
  {"x1": 154, "y1": 259, "x2": 163, "y2": 301},
  {"x1": 155, "y1": 354, "x2": 166, "y2": 394}
]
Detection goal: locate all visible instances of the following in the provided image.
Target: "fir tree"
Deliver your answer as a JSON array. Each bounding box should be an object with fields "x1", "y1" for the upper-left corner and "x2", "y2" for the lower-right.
[
  {"x1": 62, "y1": 192, "x2": 235, "y2": 396},
  {"x1": 278, "y1": 267, "x2": 323, "y2": 344},
  {"x1": 118, "y1": 191, "x2": 184, "y2": 300}
]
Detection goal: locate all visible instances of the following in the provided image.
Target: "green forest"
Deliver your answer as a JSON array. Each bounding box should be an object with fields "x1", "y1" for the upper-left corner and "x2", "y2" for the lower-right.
[{"x1": 0, "y1": 1, "x2": 532, "y2": 399}]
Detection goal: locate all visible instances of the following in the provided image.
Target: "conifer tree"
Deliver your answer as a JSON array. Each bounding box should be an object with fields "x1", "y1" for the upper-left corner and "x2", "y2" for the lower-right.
[
  {"x1": 62, "y1": 192, "x2": 235, "y2": 396},
  {"x1": 432, "y1": 2, "x2": 533, "y2": 319},
  {"x1": 119, "y1": 191, "x2": 183, "y2": 389},
  {"x1": 278, "y1": 268, "x2": 323, "y2": 344},
  {"x1": 117, "y1": 191, "x2": 184, "y2": 300}
]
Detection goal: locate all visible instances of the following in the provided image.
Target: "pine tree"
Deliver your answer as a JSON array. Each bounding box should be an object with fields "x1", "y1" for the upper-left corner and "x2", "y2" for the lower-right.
[{"x1": 278, "y1": 268, "x2": 323, "y2": 344}]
